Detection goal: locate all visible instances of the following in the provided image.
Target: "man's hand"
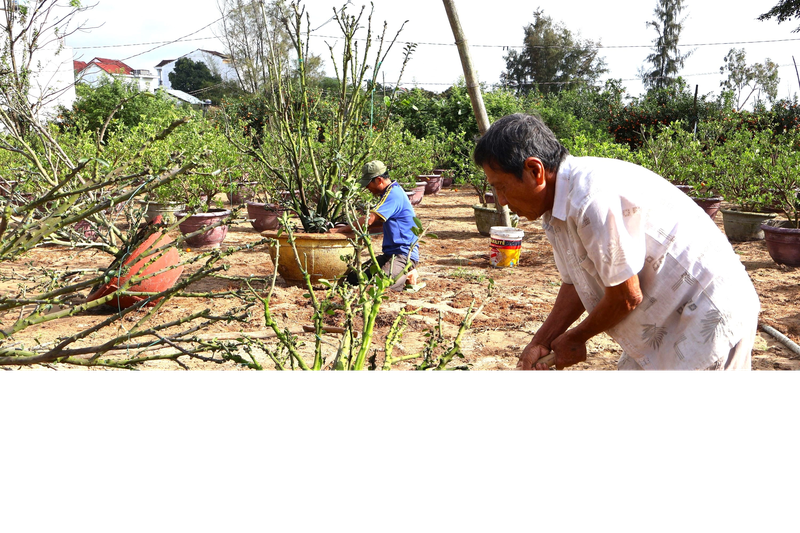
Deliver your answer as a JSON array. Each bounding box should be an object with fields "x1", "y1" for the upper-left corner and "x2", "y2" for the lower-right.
[
  {"x1": 550, "y1": 333, "x2": 587, "y2": 369},
  {"x1": 328, "y1": 223, "x2": 351, "y2": 234},
  {"x1": 517, "y1": 342, "x2": 552, "y2": 370}
]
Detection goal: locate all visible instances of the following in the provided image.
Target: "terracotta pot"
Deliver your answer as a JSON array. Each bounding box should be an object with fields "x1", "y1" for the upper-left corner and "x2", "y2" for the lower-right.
[
  {"x1": 418, "y1": 175, "x2": 442, "y2": 195},
  {"x1": 761, "y1": 221, "x2": 800, "y2": 267},
  {"x1": 262, "y1": 230, "x2": 356, "y2": 285},
  {"x1": 432, "y1": 169, "x2": 454, "y2": 188},
  {"x1": 675, "y1": 184, "x2": 694, "y2": 195},
  {"x1": 176, "y1": 208, "x2": 231, "y2": 249},
  {"x1": 721, "y1": 208, "x2": 777, "y2": 242},
  {"x1": 484, "y1": 191, "x2": 495, "y2": 205},
  {"x1": 405, "y1": 182, "x2": 426, "y2": 206},
  {"x1": 139, "y1": 200, "x2": 185, "y2": 224},
  {"x1": 246, "y1": 202, "x2": 285, "y2": 232},
  {"x1": 87, "y1": 231, "x2": 183, "y2": 308},
  {"x1": 473, "y1": 204, "x2": 519, "y2": 236},
  {"x1": 226, "y1": 181, "x2": 258, "y2": 205},
  {"x1": 691, "y1": 196, "x2": 723, "y2": 221}
]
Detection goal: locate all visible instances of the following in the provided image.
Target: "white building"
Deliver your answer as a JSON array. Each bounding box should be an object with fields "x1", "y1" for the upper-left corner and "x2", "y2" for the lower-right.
[
  {"x1": 74, "y1": 58, "x2": 157, "y2": 93},
  {"x1": 154, "y1": 49, "x2": 239, "y2": 90}
]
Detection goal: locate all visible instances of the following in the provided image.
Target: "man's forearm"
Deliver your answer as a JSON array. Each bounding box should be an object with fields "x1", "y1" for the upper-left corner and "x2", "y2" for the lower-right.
[
  {"x1": 532, "y1": 283, "x2": 586, "y2": 348},
  {"x1": 564, "y1": 275, "x2": 642, "y2": 345}
]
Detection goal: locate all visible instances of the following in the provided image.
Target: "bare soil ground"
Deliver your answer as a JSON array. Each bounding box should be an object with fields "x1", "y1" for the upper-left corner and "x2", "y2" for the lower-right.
[{"x1": 3, "y1": 187, "x2": 800, "y2": 370}]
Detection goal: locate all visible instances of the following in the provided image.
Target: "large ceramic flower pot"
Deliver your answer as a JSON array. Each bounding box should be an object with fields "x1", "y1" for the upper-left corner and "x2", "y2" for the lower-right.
[
  {"x1": 262, "y1": 230, "x2": 356, "y2": 285},
  {"x1": 246, "y1": 202, "x2": 285, "y2": 232},
  {"x1": 419, "y1": 175, "x2": 442, "y2": 196},
  {"x1": 691, "y1": 196, "x2": 723, "y2": 221},
  {"x1": 761, "y1": 221, "x2": 800, "y2": 267},
  {"x1": 473, "y1": 204, "x2": 519, "y2": 236},
  {"x1": 139, "y1": 200, "x2": 185, "y2": 224},
  {"x1": 176, "y1": 208, "x2": 231, "y2": 249},
  {"x1": 405, "y1": 182, "x2": 426, "y2": 206},
  {"x1": 226, "y1": 181, "x2": 258, "y2": 206},
  {"x1": 87, "y1": 231, "x2": 183, "y2": 308},
  {"x1": 721, "y1": 208, "x2": 777, "y2": 242}
]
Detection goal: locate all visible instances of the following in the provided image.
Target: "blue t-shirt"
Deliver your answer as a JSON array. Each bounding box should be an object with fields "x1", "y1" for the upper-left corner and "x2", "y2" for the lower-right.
[{"x1": 373, "y1": 182, "x2": 419, "y2": 262}]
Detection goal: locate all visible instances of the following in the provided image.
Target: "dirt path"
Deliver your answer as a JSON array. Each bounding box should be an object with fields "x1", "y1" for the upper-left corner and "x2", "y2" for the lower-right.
[{"x1": 3, "y1": 187, "x2": 799, "y2": 370}]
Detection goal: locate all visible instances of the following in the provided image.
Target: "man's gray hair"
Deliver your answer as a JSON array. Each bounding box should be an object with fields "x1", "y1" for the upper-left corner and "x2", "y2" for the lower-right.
[{"x1": 473, "y1": 113, "x2": 569, "y2": 179}]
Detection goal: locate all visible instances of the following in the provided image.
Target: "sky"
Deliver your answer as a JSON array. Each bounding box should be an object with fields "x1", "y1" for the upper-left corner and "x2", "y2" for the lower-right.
[{"x1": 66, "y1": 0, "x2": 800, "y2": 102}]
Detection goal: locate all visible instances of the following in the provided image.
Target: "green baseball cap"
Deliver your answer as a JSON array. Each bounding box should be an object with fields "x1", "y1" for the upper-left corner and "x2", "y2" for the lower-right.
[{"x1": 360, "y1": 160, "x2": 387, "y2": 187}]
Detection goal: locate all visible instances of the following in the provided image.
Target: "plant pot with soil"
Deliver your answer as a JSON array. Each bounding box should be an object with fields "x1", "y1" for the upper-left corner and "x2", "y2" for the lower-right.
[
  {"x1": 761, "y1": 220, "x2": 800, "y2": 267},
  {"x1": 691, "y1": 195, "x2": 724, "y2": 221},
  {"x1": 720, "y1": 208, "x2": 777, "y2": 242},
  {"x1": 175, "y1": 208, "x2": 232, "y2": 250},
  {"x1": 246, "y1": 201, "x2": 286, "y2": 232},
  {"x1": 404, "y1": 181, "x2": 426, "y2": 207},
  {"x1": 418, "y1": 174, "x2": 442, "y2": 196},
  {"x1": 262, "y1": 228, "x2": 356, "y2": 285},
  {"x1": 473, "y1": 203, "x2": 519, "y2": 236}
]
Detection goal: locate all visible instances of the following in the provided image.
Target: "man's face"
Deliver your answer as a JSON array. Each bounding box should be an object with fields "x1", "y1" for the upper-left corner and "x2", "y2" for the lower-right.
[
  {"x1": 482, "y1": 158, "x2": 551, "y2": 221},
  {"x1": 365, "y1": 177, "x2": 386, "y2": 197}
]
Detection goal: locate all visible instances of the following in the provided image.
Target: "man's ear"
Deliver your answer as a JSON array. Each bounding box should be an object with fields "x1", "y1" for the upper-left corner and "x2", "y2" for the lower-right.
[{"x1": 524, "y1": 157, "x2": 546, "y2": 184}]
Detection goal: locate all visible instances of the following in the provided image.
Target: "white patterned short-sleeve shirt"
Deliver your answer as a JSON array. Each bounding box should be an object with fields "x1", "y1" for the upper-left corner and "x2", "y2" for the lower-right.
[{"x1": 542, "y1": 156, "x2": 760, "y2": 370}]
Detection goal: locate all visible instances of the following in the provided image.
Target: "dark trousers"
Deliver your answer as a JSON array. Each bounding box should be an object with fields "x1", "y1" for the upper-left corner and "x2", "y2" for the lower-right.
[{"x1": 344, "y1": 253, "x2": 417, "y2": 291}]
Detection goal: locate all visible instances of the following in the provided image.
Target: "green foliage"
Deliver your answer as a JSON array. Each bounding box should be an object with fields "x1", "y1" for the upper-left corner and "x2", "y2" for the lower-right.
[
  {"x1": 169, "y1": 57, "x2": 222, "y2": 95},
  {"x1": 167, "y1": 57, "x2": 243, "y2": 105},
  {"x1": 607, "y1": 80, "x2": 723, "y2": 149},
  {"x1": 369, "y1": 120, "x2": 435, "y2": 186},
  {"x1": 60, "y1": 79, "x2": 188, "y2": 140},
  {"x1": 708, "y1": 128, "x2": 776, "y2": 212},
  {"x1": 758, "y1": 0, "x2": 800, "y2": 32},
  {"x1": 635, "y1": 121, "x2": 713, "y2": 191},
  {"x1": 502, "y1": 8, "x2": 607, "y2": 95}
]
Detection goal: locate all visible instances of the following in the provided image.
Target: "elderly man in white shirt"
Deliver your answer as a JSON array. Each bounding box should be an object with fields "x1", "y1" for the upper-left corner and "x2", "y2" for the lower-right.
[{"x1": 474, "y1": 113, "x2": 759, "y2": 371}]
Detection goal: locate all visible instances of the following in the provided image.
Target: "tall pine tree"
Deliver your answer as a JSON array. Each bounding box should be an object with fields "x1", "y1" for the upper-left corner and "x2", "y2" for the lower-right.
[
  {"x1": 640, "y1": 0, "x2": 692, "y2": 90},
  {"x1": 502, "y1": 9, "x2": 607, "y2": 96}
]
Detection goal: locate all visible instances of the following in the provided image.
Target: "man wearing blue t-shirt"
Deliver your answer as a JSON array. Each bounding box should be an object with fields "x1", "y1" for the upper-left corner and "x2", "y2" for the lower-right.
[{"x1": 330, "y1": 160, "x2": 421, "y2": 291}]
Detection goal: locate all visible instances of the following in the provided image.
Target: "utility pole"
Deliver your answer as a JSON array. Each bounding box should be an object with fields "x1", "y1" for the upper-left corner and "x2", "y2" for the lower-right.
[{"x1": 442, "y1": 0, "x2": 511, "y2": 226}]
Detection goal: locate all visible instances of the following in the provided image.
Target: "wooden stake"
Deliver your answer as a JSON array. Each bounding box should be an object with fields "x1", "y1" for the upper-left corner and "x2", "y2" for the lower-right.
[{"x1": 442, "y1": 0, "x2": 512, "y2": 227}]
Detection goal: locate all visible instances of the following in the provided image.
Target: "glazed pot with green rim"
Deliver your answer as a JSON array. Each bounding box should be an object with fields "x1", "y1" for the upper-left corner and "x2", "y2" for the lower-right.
[
  {"x1": 175, "y1": 208, "x2": 231, "y2": 250},
  {"x1": 139, "y1": 199, "x2": 185, "y2": 224},
  {"x1": 473, "y1": 204, "x2": 519, "y2": 236},
  {"x1": 720, "y1": 208, "x2": 777, "y2": 242},
  {"x1": 262, "y1": 230, "x2": 356, "y2": 285},
  {"x1": 761, "y1": 220, "x2": 800, "y2": 267}
]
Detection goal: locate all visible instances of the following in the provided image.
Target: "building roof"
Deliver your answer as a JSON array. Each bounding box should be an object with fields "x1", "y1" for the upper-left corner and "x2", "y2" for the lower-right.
[
  {"x1": 73, "y1": 60, "x2": 87, "y2": 72},
  {"x1": 154, "y1": 49, "x2": 230, "y2": 69},
  {"x1": 164, "y1": 89, "x2": 204, "y2": 105},
  {"x1": 86, "y1": 57, "x2": 133, "y2": 76}
]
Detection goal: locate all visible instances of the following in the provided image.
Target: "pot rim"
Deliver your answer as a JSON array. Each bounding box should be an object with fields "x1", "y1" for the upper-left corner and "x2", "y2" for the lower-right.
[
  {"x1": 761, "y1": 221, "x2": 800, "y2": 233},
  {"x1": 175, "y1": 208, "x2": 231, "y2": 218},
  {"x1": 720, "y1": 208, "x2": 777, "y2": 217}
]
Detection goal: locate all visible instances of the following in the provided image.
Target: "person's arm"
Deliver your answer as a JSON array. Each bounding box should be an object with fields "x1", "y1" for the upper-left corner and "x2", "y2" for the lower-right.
[
  {"x1": 328, "y1": 211, "x2": 378, "y2": 233},
  {"x1": 517, "y1": 282, "x2": 585, "y2": 370},
  {"x1": 537, "y1": 274, "x2": 643, "y2": 370}
]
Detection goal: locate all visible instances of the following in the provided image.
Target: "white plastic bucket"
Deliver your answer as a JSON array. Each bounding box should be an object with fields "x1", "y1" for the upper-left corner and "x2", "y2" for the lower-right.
[{"x1": 489, "y1": 226, "x2": 523, "y2": 267}]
